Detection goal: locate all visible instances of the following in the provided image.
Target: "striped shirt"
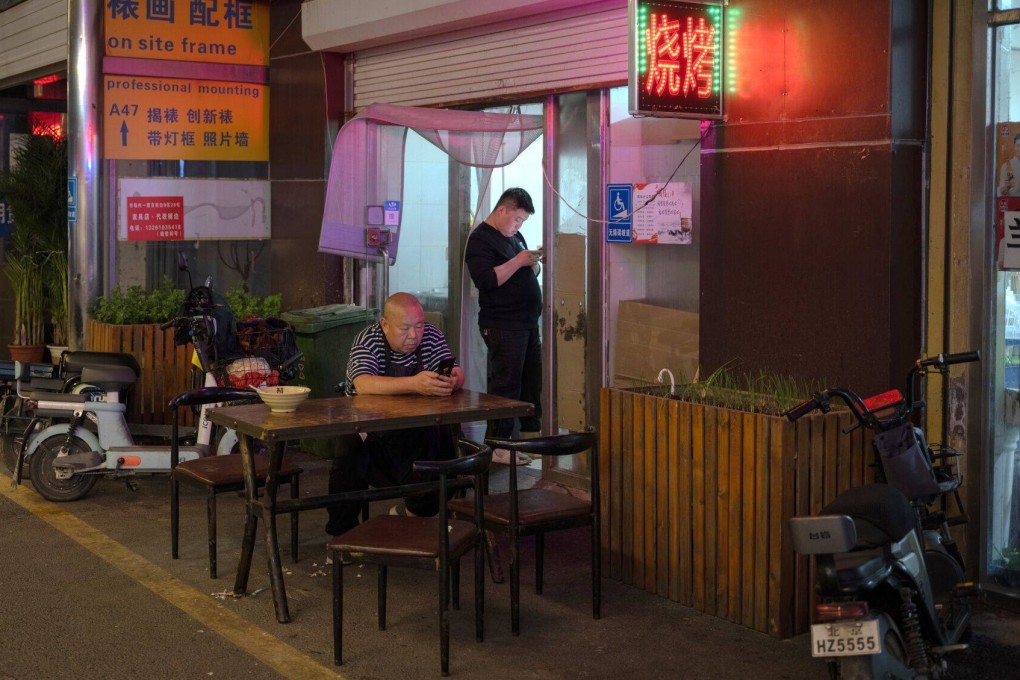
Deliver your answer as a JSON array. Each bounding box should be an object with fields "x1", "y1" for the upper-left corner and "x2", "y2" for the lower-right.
[{"x1": 344, "y1": 322, "x2": 456, "y2": 395}]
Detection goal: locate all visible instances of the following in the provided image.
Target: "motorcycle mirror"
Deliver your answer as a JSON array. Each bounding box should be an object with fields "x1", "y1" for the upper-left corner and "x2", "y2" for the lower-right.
[{"x1": 177, "y1": 252, "x2": 194, "y2": 291}]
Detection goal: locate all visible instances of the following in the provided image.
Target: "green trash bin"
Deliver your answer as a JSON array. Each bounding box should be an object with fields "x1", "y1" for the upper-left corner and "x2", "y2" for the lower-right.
[{"x1": 280, "y1": 304, "x2": 372, "y2": 399}]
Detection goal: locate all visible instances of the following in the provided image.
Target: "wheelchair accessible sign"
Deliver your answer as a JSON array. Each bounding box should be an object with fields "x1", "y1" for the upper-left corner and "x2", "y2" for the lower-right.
[{"x1": 606, "y1": 184, "x2": 632, "y2": 243}]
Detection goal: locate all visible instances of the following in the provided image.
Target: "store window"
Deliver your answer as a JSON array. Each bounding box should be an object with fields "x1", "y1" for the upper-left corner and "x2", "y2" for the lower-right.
[{"x1": 989, "y1": 19, "x2": 1020, "y2": 591}]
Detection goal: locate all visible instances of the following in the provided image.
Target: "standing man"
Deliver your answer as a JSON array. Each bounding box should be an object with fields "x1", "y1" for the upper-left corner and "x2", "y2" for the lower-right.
[
  {"x1": 325, "y1": 292, "x2": 464, "y2": 535},
  {"x1": 465, "y1": 187, "x2": 543, "y2": 466}
]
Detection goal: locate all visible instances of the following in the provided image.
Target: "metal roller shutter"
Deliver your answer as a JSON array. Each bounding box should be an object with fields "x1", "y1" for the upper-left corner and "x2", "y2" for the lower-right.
[
  {"x1": 352, "y1": 5, "x2": 627, "y2": 109},
  {"x1": 0, "y1": 0, "x2": 67, "y2": 87}
]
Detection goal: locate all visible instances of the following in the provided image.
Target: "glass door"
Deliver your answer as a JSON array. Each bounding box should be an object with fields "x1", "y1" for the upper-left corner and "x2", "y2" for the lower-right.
[{"x1": 989, "y1": 19, "x2": 1020, "y2": 591}]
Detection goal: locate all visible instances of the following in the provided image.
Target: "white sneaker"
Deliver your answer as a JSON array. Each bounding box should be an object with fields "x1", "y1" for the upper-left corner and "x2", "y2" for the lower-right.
[{"x1": 492, "y1": 448, "x2": 532, "y2": 466}]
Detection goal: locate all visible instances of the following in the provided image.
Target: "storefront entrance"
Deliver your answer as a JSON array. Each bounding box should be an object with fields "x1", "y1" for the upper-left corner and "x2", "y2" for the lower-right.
[{"x1": 385, "y1": 94, "x2": 602, "y2": 487}]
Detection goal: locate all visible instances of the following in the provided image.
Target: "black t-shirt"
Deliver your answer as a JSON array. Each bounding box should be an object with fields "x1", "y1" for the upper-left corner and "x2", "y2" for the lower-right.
[{"x1": 464, "y1": 222, "x2": 542, "y2": 330}]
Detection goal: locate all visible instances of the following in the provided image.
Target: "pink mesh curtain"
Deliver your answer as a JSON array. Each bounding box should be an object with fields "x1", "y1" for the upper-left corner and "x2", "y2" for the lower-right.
[{"x1": 318, "y1": 103, "x2": 544, "y2": 263}]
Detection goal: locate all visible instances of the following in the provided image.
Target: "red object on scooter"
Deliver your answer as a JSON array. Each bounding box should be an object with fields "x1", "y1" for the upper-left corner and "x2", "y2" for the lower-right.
[{"x1": 861, "y1": 389, "x2": 903, "y2": 414}]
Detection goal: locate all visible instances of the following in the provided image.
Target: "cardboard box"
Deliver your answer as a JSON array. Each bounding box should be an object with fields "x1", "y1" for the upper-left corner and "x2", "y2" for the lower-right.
[{"x1": 614, "y1": 300, "x2": 699, "y2": 387}]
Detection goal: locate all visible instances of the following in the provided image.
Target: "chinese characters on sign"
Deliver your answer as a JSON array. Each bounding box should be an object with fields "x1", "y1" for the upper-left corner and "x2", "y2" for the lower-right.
[
  {"x1": 104, "y1": 0, "x2": 270, "y2": 66},
  {"x1": 103, "y1": 75, "x2": 268, "y2": 160},
  {"x1": 632, "y1": 182, "x2": 693, "y2": 244},
  {"x1": 103, "y1": 0, "x2": 270, "y2": 162},
  {"x1": 118, "y1": 178, "x2": 270, "y2": 241},
  {"x1": 126, "y1": 195, "x2": 184, "y2": 241},
  {"x1": 629, "y1": 0, "x2": 723, "y2": 118}
]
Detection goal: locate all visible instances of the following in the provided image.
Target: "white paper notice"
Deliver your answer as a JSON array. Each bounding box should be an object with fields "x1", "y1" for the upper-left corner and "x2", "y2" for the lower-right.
[{"x1": 631, "y1": 182, "x2": 693, "y2": 244}]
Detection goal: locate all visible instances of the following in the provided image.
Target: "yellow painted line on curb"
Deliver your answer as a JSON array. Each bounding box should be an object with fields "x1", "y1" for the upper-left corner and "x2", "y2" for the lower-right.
[{"x1": 0, "y1": 482, "x2": 343, "y2": 680}]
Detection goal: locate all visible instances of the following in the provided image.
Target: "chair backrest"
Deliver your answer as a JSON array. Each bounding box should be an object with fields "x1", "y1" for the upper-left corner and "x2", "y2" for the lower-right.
[
  {"x1": 484, "y1": 429, "x2": 599, "y2": 503},
  {"x1": 414, "y1": 439, "x2": 491, "y2": 558},
  {"x1": 484, "y1": 431, "x2": 597, "y2": 457},
  {"x1": 169, "y1": 386, "x2": 262, "y2": 467}
]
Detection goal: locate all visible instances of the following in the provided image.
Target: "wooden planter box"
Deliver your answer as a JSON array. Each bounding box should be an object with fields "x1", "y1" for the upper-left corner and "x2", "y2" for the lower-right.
[
  {"x1": 85, "y1": 320, "x2": 194, "y2": 426},
  {"x1": 599, "y1": 386, "x2": 876, "y2": 638}
]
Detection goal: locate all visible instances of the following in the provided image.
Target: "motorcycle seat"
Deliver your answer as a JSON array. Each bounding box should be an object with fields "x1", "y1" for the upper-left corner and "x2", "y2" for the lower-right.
[
  {"x1": 80, "y1": 365, "x2": 138, "y2": 393},
  {"x1": 62, "y1": 351, "x2": 141, "y2": 378},
  {"x1": 822, "y1": 484, "x2": 915, "y2": 547}
]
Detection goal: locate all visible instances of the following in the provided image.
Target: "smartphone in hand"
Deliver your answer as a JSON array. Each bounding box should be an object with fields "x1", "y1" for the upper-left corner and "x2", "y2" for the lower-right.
[{"x1": 436, "y1": 357, "x2": 456, "y2": 377}]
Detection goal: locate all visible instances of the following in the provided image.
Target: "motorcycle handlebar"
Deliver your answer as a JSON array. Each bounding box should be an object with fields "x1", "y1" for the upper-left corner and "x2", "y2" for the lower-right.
[
  {"x1": 784, "y1": 396, "x2": 819, "y2": 422},
  {"x1": 918, "y1": 350, "x2": 980, "y2": 369}
]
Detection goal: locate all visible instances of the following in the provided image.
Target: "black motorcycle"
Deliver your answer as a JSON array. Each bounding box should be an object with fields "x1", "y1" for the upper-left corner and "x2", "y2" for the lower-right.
[{"x1": 785, "y1": 351, "x2": 981, "y2": 680}]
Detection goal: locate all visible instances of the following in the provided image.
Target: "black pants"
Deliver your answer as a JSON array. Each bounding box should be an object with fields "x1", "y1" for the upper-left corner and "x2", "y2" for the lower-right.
[
  {"x1": 325, "y1": 425, "x2": 457, "y2": 536},
  {"x1": 482, "y1": 326, "x2": 542, "y2": 437}
]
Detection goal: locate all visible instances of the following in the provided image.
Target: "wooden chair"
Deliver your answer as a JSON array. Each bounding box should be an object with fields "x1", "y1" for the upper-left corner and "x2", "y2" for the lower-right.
[
  {"x1": 327, "y1": 440, "x2": 492, "y2": 676},
  {"x1": 447, "y1": 430, "x2": 600, "y2": 635},
  {"x1": 169, "y1": 387, "x2": 302, "y2": 578}
]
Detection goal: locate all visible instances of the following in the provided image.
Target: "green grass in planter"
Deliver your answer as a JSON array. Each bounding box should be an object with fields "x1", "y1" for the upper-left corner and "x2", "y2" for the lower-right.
[{"x1": 667, "y1": 364, "x2": 827, "y2": 416}]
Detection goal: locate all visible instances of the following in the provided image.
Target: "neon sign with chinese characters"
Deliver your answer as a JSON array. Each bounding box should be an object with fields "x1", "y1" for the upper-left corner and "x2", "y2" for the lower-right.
[{"x1": 629, "y1": 0, "x2": 724, "y2": 119}]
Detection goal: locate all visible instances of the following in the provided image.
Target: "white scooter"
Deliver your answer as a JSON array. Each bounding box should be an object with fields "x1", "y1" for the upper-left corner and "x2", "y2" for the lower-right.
[{"x1": 13, "y1": 258, "x2": 298, "y2": 502}]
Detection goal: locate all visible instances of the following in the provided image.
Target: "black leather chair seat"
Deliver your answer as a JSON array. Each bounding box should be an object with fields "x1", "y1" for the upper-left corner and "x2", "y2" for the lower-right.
[
  {"x1": 175, "y1": 454, "x2": 301, "y2": 488},
  {"x1": 449, "y1": 488, "x2": 590, "y2": 527},
  {"x1": 330, "y1": 515, "x2": 476, "y2": 558}
]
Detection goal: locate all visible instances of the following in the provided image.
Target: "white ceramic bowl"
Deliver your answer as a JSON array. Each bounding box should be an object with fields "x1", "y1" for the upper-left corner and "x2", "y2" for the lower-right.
[{"x1": 255, "y1": 385, "x2": 311, "y2": 413}]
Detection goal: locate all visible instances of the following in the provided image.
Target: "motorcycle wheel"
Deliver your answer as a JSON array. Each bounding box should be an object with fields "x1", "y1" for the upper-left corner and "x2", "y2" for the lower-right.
[
  {"x1": 29, "y1": 434, "x2": 98, "y2": 502},
  {"x1": 836, "y1": 631, "x2": 909, "y2": 680}
]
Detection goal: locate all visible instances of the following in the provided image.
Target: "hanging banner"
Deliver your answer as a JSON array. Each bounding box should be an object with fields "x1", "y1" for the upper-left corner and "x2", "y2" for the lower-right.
[{"x1": 118, "y1": 177, "x2": 270, "y2": 241}]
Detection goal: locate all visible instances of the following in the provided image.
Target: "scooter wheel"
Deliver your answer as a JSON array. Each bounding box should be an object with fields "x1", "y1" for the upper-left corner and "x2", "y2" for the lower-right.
[{"x1": 29, "y1": 435, "x2": 98, "y2": 502}]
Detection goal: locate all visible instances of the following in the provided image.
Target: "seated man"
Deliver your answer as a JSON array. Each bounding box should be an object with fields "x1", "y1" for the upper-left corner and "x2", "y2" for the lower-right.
[{"x1": 325, "y1": 292, "x2": 465, "y2": 536}]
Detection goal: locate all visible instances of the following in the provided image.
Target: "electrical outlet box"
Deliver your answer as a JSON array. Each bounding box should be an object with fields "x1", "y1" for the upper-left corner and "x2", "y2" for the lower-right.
[{"x1": 365, "y1": 227, "x2": 392, "y2": 248}]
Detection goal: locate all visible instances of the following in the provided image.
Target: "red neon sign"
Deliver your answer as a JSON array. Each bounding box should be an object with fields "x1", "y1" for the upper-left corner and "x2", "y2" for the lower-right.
[{"x1": 630, "y1": 0, "x2": 723, "y2": 119}]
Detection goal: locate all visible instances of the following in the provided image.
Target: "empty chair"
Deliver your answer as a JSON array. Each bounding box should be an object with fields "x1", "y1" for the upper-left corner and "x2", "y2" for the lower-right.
[
  {"x1": 447, "y1": 430, "x2": 600, "y2": 634},
  {"x1": 327, "y1": 440, "x2": 491, "y2": 676},
  {"x1": 169, "y1": 387, "x2": 302, "y2": 578}
]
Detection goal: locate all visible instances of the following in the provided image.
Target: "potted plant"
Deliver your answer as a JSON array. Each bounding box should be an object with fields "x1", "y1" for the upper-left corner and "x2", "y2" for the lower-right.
[
  {"x1": 992, "y1": 546, "x2": 1020, "y2": 588},
  {"x1": 0, "y1": 132, "x2": 68, "y2": 362}
]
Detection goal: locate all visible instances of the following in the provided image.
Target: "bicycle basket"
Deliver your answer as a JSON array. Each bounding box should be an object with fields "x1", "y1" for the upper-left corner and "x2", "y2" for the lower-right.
[
  {"x1": 211, "y1": 317, "x2": 298, "y2": 388},
  {"x1": 873, "y1": 423, "x2": 941, "y2": 502}
]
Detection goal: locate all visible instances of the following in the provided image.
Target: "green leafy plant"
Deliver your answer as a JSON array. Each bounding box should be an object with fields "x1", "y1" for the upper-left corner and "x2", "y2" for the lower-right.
[
  {"x1": 0, "y1": 132, "x2": 68, "y2": 346},
  {"x1": 995, "y1": 546, "x2": 1020, "y2": 570},
  {"x1": 90, "y1": 277, "x2": 186, "y2": 325},
  {"x1": 224, "y1": 285, "x2": 281, "y2": 320}
]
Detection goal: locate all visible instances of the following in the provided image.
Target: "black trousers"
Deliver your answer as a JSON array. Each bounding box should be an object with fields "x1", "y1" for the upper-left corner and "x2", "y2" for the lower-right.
[
  {"x1": 325, "y1": 425, "x2": 456, "y2": 536},
  {"x1": 482, "y1": 326, "x2": 542, "y2": 437}
]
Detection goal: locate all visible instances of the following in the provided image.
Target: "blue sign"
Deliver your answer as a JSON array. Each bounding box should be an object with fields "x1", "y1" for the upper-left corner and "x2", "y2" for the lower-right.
[
  {"x1": 384, "y1": 199, "x2": 401, "y2": 227},
  {"x1": 606, "y1": 184, "x2": 632, "y2": 243},
  {"x1": 0, "y1": 198, "x2": 13, "y2": 237},
  {"x1": 68, "y1": 176, "x2": 78, "y2": 224}
]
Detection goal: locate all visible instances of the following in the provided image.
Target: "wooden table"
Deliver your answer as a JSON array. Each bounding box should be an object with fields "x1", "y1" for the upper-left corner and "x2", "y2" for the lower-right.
[{"x1": 206, "y1": 390, "x2": 532, "y2": 623}]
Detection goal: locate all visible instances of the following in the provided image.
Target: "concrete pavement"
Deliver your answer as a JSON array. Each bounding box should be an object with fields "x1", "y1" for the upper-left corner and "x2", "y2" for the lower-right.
[{"x1": 1, "y1": 452, "x2": 1017, "y2": 679}]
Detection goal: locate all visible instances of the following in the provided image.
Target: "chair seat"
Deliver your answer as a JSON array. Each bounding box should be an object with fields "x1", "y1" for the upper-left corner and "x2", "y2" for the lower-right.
[
  {"x1": 449, "y1": 488, "x2": 590, "y2": 526},
  {"x1": 329, "y1": 516, "x2": 477, "y2": 558},
  {"x1": 175, "y1": 454, "x2": 302, "y2": 488}
]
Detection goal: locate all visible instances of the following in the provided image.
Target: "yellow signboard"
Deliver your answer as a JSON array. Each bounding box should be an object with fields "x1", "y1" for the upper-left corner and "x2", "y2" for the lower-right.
[
  {"x1": 104, "y1": 0, "x2": 270, "y2": 66},
  {"x1": 104, "y1": 75, "x2": 268, "y2": 161}
]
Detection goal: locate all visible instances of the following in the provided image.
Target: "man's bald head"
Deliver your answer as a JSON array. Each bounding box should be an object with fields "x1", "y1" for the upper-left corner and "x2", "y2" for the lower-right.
[{"x1": 381, "y1": 293, "x2": 426, "y2": 354}]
